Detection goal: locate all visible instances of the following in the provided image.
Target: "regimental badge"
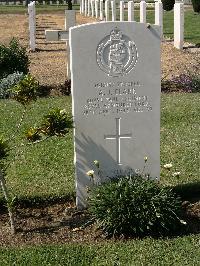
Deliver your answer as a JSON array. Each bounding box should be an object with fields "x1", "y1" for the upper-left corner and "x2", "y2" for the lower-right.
[{"x1": 96, "y1": 28, "x2": 138, "y2": 77}]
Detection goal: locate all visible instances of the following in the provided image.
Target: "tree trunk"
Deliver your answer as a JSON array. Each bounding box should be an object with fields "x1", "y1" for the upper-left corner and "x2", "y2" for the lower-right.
[
  {"x1": 0, "y1": 170, "x2": 16, "y2": 234},
  {"x1": 67, "y1": 0, "x2": 72, "y2": 10}
]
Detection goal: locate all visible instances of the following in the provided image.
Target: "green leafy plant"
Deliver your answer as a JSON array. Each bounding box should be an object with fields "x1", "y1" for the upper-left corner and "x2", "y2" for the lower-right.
[
  {"x1": 191, "y1": 74, "x2": 200, "y2": 93},
  {"x1": 88, "y1": 175, "x2": 185, "y2": 237},
  {"x1": 191, "y1": 0, "x2": 200, "y2": 13},
  {"x1": 0, "y1": 72, "x2": 24, "y2": 99},
  {"x1": 161, "y1": 73, "x2": 200, "y2": 93},
  {"x1": 59, "y1": 79, "x2": 71, "y2": 96},
  {"x1": 25, "y1": 127, "x2": 41, "y2": 142},
  {"x1": 41, "y1": 108, "x2": 73, "y2": 136},
  {"x1": 161, "y1": 0, "x2": 175, "y2": 11},
  {"x1": 0, "y1": 38, "x2": 29, "y2": 79},
  {"x1": 12, "y1": 74, "x2": 38, "y2": 106},
  {"x1": 0, "y1": 74, "x2": 39, "y2": 235}
]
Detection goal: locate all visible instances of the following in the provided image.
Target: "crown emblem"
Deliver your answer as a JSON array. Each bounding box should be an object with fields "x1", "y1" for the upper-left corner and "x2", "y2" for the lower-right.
[
  {"x1": 110, "y1": 28, "x2": 123, "y2": 41},
  {"x1": 96, "y1": 28, "x2": 138, "y2": 77}
]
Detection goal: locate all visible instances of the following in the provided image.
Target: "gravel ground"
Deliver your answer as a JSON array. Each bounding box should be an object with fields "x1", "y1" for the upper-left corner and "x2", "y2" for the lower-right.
[{"x1": 0, "y1": 13, "x2": 199, "y2": 86}]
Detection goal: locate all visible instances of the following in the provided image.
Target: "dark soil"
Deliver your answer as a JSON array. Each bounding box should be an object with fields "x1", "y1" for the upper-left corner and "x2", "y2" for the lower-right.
[{"x1": 0, "y1": 199, "x2": 200, "y2": 247}]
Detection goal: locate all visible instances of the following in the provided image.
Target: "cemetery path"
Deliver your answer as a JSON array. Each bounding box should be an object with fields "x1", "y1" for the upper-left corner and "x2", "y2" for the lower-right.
[{"x1": 0, "y1": 13, "x2": 199, "y2": 86}]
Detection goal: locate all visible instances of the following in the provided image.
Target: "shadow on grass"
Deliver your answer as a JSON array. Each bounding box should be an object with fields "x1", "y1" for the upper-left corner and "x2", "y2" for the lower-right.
[
  {"x1": 172, "y1": 181, "x2": 200, "y2": 201},
  {"x1": 36, "y1": 41, "x2": 65, "y2": 45},
  {"x1": 0, "y1": 192, "x2": 75, "y2": 214},
  {"x1": 35, "y1": 48, "x2": 66, "y2": 52},
  {"x1": 35, "y1": 37, "x2": 45, "y2": 40},
  {"x1": 36, "y1": 26, "x2": 53, "y2": 29},
  {"x1": 164, "y1": 32, "x2": 173, "y2": 35}
]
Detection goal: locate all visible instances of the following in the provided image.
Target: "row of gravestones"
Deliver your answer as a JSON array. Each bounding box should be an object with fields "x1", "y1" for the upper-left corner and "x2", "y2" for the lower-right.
[
  {"x1": 80, "y1": 0, "x2": 184, "y2": 49},
  {"x1": 0, "y1": 0, "x2": 192, "y2": 4},
  {"x1": 28, "y1": 1, "x2": 74, "y2": 79},
  {"x1": 28, "y1": 1, "x2": 184, "y2": 54},
  {"x1": 28, "y1": 1, "x2": 36, "y2": 51},
  {"x1": 0, "y1": 0, "x2": 75, "y2": 4}
]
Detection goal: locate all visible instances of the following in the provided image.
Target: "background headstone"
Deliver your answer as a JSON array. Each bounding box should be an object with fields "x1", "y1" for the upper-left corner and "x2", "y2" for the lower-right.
[
  {"x1": 105, "y1": 0, "x2": 110, "y2": 21},
  {"x1": 120, "y1": 1, "x2": 124, "y2": 21},
  {"x1": 65, "y1": 10, "x2": 76, "y2": 79},
  {"x1": 70, "y1": 22, "x2": 161, "y2": 209},
  {"x1": 28, "y1": 1, "x2": 36, "y2": 51},
  {"x1": 155, "y1": 0, "x2": 163, "y2": 37},
  {"x1": 111, "y1": 0, "x2": 116, "y2": 21},
  {"x1": 100, "y1": 0, "x2": 104, "y2": 20},
  {"x1": 174, "y1": 1, "x2": 184, "y2": 49},
  {"x1": 128, "y1": 1, "x2": 134, "y2": 22},
  {"x1": 140, "y1": 0, "x2": 146, "y2": 23}
]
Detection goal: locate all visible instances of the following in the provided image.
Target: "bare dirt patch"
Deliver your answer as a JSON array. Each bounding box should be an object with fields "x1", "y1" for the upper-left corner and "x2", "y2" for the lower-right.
[{"x1": 0, "y1": 199, "x2": 199, "y2": 247}]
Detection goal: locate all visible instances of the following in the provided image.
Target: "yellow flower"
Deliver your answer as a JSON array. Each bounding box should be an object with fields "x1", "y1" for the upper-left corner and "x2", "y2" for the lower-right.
[
  {"x1": 172, "y1": 172, "x2": 181, "y2": 177},
  {"x1": 144, "y1": 156, "x2": 148, "y2": 162},
  {"x1": 60, "y1": 109, "x2": 66, "y2": 115},
  {"x1": 86, "y1": 186, "x2": 91, "y2": 193},
  {"x1": 86, "y1": 170, "x2": 94, "y2": 177},
  {"x1": 163, "y1": 163, "x2": 173, "y2": 169},
  {"x1": 94, "y1": 160, "x2": 100, "y2": 168}
]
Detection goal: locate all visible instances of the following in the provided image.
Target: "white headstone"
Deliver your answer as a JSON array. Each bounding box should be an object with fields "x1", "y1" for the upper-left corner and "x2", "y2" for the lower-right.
[
  {"x1": 85, "y1": 0, "x2": 88, "y2": 16},
  {"x1": 100, "y1": 0, "x2": 104, "y2": 20},
  {"x1": 140, "y1": 0, "x2": 146, "y2": 23},
  {"x1": 174, "y1": 2, "x2": 184, "y2": 49},
  {"x1": 65, "y1": 10, "x2": 76, "y2": 31},
  {"x1": 70, "y1": 22, "x2": 161, "y2": 209},
  {"x1": 28, "y1": 1, "x2": 36, "y2": 51},
  {"x1": 155, "y1": 0, "x2": 163, "y2": 37},
  {"x1": 88, "y1": 0, "x2": 91, "y2": 16},
  {"x1": 81, "y1": 0, "x2": 84, "y2": 13},
  {"x1": 111, "y1": 0, "x2": 116, "y2": 21},
  {"x1": 65, "y1": 10, "x2": 76, "y2": 79},
  {"x1": 95, "y1": 0, "x2": 99, "y2": 18},
  {"x1": 105, "y1": 0, "x2": 110, "y2": 21},
  {"x1": 120, "y1": 1, "x2": 124, "y2": 21},
  {"x1": 128, "y1": 1, "x2": 134, "y2": 21},
  {"x1": 91, "y1": 0, "x2": 94, "y2": 17}
]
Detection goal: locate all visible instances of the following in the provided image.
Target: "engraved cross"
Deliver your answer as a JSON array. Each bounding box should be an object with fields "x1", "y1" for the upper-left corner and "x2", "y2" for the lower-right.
[{"x1": 104, "y1": 118, "x2": 132, "y2": 165}]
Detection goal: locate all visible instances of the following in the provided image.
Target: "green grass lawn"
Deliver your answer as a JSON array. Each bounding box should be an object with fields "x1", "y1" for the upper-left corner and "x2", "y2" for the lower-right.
[
  {"x1": 0, "y1": 234, "x2": 200, "y2": 265},
  {"x1": 0, "y1": 4, "x2": 80, "y2": 13},
  {"x1": 0, "y1": 93, "x2": 199, "y2": 201},
  {"x1": 0, "y1": 96, "x2": 74, "y2": 201}
]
